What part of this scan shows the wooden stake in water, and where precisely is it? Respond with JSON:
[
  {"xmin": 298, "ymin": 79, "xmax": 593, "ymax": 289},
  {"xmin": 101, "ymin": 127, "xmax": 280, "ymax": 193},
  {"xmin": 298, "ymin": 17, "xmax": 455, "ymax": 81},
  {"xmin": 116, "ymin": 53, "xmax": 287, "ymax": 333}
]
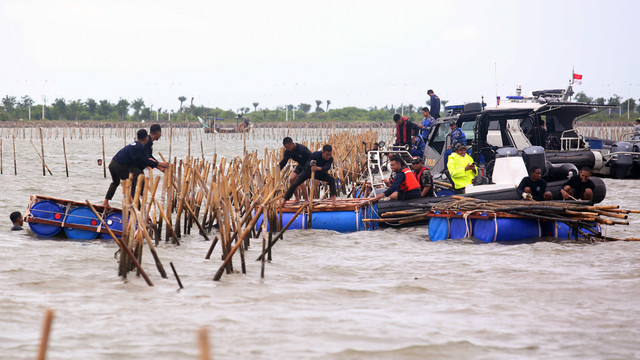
[
  {"xmin": 0, "ymin": 138, "xmax": 3, "ymax": 175},
  {"xmin": 102, "ymin": 135, "xmax": 107, "ymax": 178},
  {"xmin": 36, "ymin": 309, "xmax": 54, "ymax": 360},
  {"xmin": 12, "ymin": 135, "xmax": 16, "ymax": 175},
  {"xmin": 198, "ymin": 326, "xmax": 211, "ymax": 360},
  {"xmin": 40, "ymin": 128, "xmax": 46, "ymax": 176},
  {"xmin": 62, "ymin": 137, "xmax": 69, "ymax": 177}
]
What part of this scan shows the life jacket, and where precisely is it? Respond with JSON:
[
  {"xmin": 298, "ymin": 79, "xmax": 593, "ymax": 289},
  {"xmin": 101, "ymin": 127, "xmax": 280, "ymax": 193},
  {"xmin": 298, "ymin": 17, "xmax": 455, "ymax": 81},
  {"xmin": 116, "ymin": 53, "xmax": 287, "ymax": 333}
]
[
  {"xmin": 400, "ymin": 167, "xmax": 421, "ymax": 192},
  {"xmin": 415, "ymin": 166, "xmax": 427, "ymax": 187},
  {"xmin": 395, "ymin": 117, "xmax": 410, "ymax": 144}
]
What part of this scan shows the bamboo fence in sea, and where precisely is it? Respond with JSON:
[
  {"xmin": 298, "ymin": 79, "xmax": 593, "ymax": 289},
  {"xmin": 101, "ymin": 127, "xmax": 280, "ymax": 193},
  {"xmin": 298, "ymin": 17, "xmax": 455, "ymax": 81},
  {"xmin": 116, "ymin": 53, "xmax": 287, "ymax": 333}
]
[{"xmin": 82, "ymin": 129, "xmax": 380, "ymax": 286}]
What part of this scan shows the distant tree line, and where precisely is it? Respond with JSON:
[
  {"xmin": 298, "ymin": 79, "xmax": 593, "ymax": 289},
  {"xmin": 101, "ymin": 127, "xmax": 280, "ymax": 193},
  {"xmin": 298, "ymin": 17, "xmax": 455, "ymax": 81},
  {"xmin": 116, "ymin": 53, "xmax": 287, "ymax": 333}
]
[
  {"xmin": 0, "ymin": 94, "xmax": 441, "ymax": 123},
  {"xmin": 573, "ymin": 91, "xmax": 640, "ymax": 114},
  {"xmin": 5, "ymin": 91, "xmax": 634, "ymax": 123}
]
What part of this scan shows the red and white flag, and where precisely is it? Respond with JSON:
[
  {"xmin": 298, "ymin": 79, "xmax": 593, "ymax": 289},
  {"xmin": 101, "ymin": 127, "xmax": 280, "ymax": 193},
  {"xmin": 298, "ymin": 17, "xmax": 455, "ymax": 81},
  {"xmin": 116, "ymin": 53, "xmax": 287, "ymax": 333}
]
[{"xmin": 573, "ymin": 72, "xmax": 583, "ymax": 85}]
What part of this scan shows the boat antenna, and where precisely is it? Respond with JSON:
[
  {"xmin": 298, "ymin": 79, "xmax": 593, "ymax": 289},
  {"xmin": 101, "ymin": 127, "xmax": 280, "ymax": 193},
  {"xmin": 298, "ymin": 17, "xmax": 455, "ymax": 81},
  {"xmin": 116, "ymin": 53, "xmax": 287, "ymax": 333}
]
[{"xmin": 494, "ymin": 62, "xmax": 498, "ymax": 106}]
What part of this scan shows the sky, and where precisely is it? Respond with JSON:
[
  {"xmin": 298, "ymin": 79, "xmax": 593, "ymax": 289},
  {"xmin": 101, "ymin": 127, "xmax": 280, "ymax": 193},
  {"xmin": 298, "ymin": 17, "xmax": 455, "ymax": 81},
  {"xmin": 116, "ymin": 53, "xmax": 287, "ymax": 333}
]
[{"xmin": 1, "ymin": 0, "xmax": 639, "ymax": 113}]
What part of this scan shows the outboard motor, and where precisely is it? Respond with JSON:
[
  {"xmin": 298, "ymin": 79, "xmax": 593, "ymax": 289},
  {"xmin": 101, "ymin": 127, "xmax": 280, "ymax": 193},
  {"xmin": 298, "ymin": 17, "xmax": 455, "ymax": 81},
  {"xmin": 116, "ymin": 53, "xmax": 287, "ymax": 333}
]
[
  {"xmin": 632, "ymin": 143, "xmax": 640, "ymax": 178},
  {"xmin": 609, "ymin": 141, "xmax": 633, "ymax": 179},
  {"xmin": 495, "ymin": 147, "xmax": 519, "ymax": 158},
  {"xmin": 546, "ymin": 162, "xmax": 578, "ymax": 181},
  {"xmin": 522, "ymin": 146, "xmax": 547, "ymax": 175}
]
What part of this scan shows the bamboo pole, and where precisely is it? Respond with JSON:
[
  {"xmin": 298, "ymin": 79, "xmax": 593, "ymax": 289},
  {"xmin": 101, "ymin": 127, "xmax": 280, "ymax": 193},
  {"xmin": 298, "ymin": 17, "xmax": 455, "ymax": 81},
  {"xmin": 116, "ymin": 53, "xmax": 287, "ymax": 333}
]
[
  {"xmin": 62, "ymin": 136, "xmax": 69, "ymax": 177},
  {"xmin": 36, "ymin": 309, "xmax": 54, "ymax": 360},
  {"xmin": 29, "ymin": 140, "xmax": 53, "ymax": 175},
  {"xmin": 13, "ymin": 135, "xmax": 16, "ymax": 175},
  {"xmin": 102, "ymin": 136, "xmax": 107, "ymax": 178},
  {"xmin": 39, "ymin": 128, "xmax": 45, "ymax": 176},
  {"xmin": 198, "ymin": 327, "xmax": 211, "ymax": 360},
  {"xmin": 86, "ymin": 200, "xmax": 153, "ymax": 286}
]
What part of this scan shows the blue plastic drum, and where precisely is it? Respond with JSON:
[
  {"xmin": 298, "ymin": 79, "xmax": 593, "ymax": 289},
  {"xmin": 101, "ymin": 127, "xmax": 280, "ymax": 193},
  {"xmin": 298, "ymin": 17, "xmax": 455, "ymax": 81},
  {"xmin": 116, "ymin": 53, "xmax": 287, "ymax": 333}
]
[
  {"xmin": 473, "ymin": 218, "xmax": 541, "ymax": 243},
  {"xmin": 428, "ymin": 216, "xmax": 450, "ymax": 241},
  {"xmin": 255, "ymin": 212, "xmax": 307, "ymax": 232},
  {"xmin": 64, "ymin": 206, "xmax": 100, "ymax": 240},
  {"xmin": 450, "ymin": 216, "xmax": 471, "ymax": 240},
  {"xmin": 310, "ymin": 211, "xmax": 363, "ymax": 232},
  {"xmin": 100, "ymin": 213, "xmax": 123, "ymax": 240},
  {"xmin": 542, "ymin": 221, "xmax": 600, "ymax": 240},
  {"xmin": 28, "ymin": 200, "xmax": 64, "ymax": 237}
]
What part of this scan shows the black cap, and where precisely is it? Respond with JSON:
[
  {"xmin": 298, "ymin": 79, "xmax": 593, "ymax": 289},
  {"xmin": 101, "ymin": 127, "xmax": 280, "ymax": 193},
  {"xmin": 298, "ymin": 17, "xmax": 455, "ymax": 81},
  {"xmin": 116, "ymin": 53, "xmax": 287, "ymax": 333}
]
[{"xmin": 411, "ymin": 156, "xmax": 422, "ymax": 164}]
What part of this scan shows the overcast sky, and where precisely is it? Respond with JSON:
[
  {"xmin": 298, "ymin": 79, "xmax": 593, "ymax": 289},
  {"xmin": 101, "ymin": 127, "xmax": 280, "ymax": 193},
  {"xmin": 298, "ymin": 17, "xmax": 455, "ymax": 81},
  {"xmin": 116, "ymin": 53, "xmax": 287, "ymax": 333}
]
[{"xmin": 2, "ymin": 0, "xmax": 638, "ymax": 112}]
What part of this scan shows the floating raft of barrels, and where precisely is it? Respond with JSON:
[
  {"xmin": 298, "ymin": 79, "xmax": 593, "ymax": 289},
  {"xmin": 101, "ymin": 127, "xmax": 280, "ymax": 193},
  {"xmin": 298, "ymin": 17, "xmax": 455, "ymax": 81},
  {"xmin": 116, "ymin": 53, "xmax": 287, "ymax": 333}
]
[
  {"xmin": 259, "ymin": 198, "xmax": 379, "ymax": 233},
  {"xmin": 365, "ymin": 196, "xmax": 640, "ymax": 242},
  {"xmin": 25, "ymin": 195, "xmax": 123, "ymax": 240}
]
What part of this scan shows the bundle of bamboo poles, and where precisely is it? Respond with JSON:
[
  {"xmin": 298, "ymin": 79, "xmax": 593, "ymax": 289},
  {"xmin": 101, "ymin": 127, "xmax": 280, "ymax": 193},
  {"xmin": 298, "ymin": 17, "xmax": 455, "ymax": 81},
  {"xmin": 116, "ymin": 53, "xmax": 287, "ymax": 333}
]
[{"xmin": 369, "ymin": 196, "xmax": 640, "ymax": 242}]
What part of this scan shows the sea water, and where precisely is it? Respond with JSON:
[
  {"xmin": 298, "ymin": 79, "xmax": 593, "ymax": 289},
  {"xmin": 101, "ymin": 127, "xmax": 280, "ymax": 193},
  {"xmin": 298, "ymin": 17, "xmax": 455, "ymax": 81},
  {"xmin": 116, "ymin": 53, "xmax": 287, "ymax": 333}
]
[{"xmin": 1, "ymin": 129, "xmax": 639, "ymax": 360}]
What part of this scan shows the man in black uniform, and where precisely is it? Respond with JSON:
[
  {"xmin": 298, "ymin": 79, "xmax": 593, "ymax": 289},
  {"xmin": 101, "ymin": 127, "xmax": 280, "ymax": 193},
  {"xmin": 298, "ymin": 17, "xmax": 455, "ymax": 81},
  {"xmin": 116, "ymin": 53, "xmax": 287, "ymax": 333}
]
[
  {"xmin": 145, "ymin": 124, "xmax": 163, "ymax": 163},
  {"xmin": 103, "ymin": 129, "xmax": 169, "ymax": 208},
  {"xmin": 561, "ymin": 167, "xmax": 595, "ymax": 201},
  {"xmin": 279, "ymin": 137, "xmax": 312, "ymax": 200},
  {"xmin": 517, "ymin": 166, "xmax": 552, "ymax": 201},
  {"xmin": 282, "ymin": 144, "xmax": 337, "ymax": 206}
]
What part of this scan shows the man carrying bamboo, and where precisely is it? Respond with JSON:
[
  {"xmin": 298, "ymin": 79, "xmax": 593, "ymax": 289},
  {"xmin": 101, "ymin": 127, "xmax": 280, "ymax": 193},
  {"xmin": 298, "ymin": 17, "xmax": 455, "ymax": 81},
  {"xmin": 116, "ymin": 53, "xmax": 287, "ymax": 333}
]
[
  {"xmin": 279, "ymin": 137, "xmax": 312, "ymax": 200},
  {"xmin": 102, "ymin": 129, "xmax": 169, "ymax": 209},
  {"xmin": 281, "ymin": 144, "xmax": 337, "ymax": 206}
]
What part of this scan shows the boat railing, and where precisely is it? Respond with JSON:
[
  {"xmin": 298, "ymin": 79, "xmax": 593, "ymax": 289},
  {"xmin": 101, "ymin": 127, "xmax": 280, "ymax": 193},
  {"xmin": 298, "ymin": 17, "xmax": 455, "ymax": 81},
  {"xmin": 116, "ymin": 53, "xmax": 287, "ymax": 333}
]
[
  {"xmin": 560, "ymin": 129, "xmax": 585, "ymax": 151},
  {"xmin": 365, "ymin": 148, "xmax": 413, "ymax": 189}
]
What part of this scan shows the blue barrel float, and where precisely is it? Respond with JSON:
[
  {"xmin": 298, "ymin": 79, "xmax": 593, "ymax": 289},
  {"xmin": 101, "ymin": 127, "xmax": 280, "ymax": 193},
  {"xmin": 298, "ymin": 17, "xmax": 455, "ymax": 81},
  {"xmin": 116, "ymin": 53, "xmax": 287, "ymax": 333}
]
[
  {"xmin": 542, "ymin": 221, "xmax": 600, "ymax": 240},
  {"xmin": 473, "ymin": 217, "xmax": 541, "ymax": 243},
  {"xmin": 255, "ymin": 203, "xmax": 378, "ymax": 233},
  {"xmin": 428, "ymin": 214, "xmax": 449, "ymax": 241},
  {"xmin": 28, "ymin": 200, "xmax": 64, "ymax": 237},
  {"xmin": 64, "ymin": 206, "xmax": 100, "ymax": 240},
  {"xmin": 100, "ymin": 213, "xmax": 124, "ymax": 240}
]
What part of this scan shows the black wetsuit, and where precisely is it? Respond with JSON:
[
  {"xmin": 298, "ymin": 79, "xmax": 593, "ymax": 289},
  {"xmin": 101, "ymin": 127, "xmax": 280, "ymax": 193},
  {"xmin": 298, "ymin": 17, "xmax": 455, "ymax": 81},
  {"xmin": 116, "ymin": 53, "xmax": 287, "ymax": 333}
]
[
  {"xmin": 105, "ymin": 141, "xmax": 158, "ymax": 201},
  {"xmin": 283, "ymin": 151, "xmax": 336, "ymax": 201},
  {"xmin": 279, "ymin": 144, "xmax": 312, "ymax": 174}
]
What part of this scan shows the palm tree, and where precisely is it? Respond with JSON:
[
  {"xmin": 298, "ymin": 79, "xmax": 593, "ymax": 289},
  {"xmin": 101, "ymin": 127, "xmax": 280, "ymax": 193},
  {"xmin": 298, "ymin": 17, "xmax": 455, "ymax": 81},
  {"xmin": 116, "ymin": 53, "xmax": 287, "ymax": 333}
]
[
  {"xmin": 115, "ymin": 98, "xmax": 130, "ymax": 121},
  {"xmin": 315, "ymin": 100, "xmax": 323, "ymax": 112},
  {"xmin": 178, "ymin": 96, "xmax": 187, "ymax": 113},
  {"xmin": 131, "ymin": 98, "xmax": 145, "ymax": 121},
  {"xmin": 252, "ymin": 102, "xmax": 259, "ymax": 112}
]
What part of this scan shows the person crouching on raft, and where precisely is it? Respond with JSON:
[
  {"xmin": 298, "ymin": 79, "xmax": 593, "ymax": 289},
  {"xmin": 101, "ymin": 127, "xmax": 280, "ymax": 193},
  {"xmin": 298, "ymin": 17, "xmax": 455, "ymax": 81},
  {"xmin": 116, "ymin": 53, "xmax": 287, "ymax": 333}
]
[
  {"xmin": 281, "ymin": 144, "xmax": 338, "ymax": 206},
  {"xmin": 279, "ymin": 137, "xmax": 312, "ymax": 201},
  {"xmin": 447, "ymin": 143, "xmax": 477, "ymax": 194},
  {"xmin": 103, "ymin": 129, "xmax": 169, "ymax": 209},
  {"xmin": 373, "ymin": 155, "xmax": 421, "ymax": 201}
]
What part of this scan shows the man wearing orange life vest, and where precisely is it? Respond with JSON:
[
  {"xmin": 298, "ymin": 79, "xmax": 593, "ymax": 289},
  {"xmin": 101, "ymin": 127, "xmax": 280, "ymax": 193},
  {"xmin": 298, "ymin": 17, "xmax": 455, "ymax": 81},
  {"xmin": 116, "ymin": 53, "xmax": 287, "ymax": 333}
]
[{"xmin": 373, "ymin": 155, "xmax": 421, "ymax": 201}]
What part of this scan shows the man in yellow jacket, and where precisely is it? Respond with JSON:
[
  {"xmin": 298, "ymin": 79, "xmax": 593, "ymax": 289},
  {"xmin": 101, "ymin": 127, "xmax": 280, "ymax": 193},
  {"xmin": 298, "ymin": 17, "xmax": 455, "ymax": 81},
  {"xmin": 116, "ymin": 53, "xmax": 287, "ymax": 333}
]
[{"xmin": 447, "ymin": 143, "xmax": 477, "ymax": 193}]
